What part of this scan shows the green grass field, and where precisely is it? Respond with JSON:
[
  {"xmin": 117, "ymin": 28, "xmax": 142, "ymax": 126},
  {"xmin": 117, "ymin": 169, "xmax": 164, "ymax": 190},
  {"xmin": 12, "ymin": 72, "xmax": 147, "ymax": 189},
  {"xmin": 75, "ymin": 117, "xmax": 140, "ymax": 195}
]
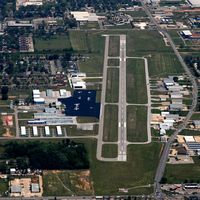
[
  {"xmin": 80, "ymin": 22, "xmax": 100, "ymax": 30},
  {"xmin": 0, "ymin": 179, "xmax": 8, "ymax": 196},
  {"xmin": 34, "ymin": 35, "xmax": 71, "ymax": 51},
  {"xmin": 78, "ymin": 54, "xmax": 103, "ymax": 75},
  {"xmin": 18, "ymin": 112, "xmax": 34, "ymax": 119},
  {"xmin": 108, "ymin": 36, "xmax": 120, "ymax": 57},
  {"xmin": 148, "ymin": 53, "xmax": 184, "ymax": 77},
  {"xmin": 191, "ymin": 113, "xmax": 200, "ymax": 120},
  {"xmin": 69, "ymin": 30, "xmax": 105, "ymax": 53},
  {"xmin": 164, "ymin": 157, "xmax": 200, "ymax": 183},
  {"xmin": 126, "ymin": 59, "xmax": 147, "ymax": 104},
  {"xmin": 105, "ymin": 68, "xmax": 119, "ymax": 103},
  {"xmin": 74, "ymin": 139, "xmax": 162, "ymax": 195},
  {"xmin": 127, "ymin": 106, "xmax": 148, "ymax": 142},
  {"xmin": 124, "ymin": 11, "xmax": 147, "ymax": 18},
  {"xmin": 103, "ymin": 105, "xmax": 118, "ymax": 142},
  {"xmin": 108, "ymin": 59, "xmax": 119, "ymax": 66},
  {"xmin": 65, "ymin": 125, "xmax": 98, "ymax": 136},
  {"xmin": 126, "ymin": 30, "xmax": 170, "ymax": 56},
  {"xmin": 102, "ymin": 144, "xmax": 118, "ymax": 158},
  {"xmin": 168, "ymin": 30, "xmax": 185, "ymax": 46},
  {"xmin": 179, "ymin": 129, "xmax": 200, "ymax": 136}
]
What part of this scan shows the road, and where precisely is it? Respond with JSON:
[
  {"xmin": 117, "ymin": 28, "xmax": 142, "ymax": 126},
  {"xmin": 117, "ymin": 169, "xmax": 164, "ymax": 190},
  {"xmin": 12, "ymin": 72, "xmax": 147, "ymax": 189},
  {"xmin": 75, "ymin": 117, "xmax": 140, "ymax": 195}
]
[
  {"xmin": 118, "ymin": 35, "xmax": 127, "ymax": 161},
  {"xmin": 139, "ymin": 1, "xmax": 198, "ymax": 199}
]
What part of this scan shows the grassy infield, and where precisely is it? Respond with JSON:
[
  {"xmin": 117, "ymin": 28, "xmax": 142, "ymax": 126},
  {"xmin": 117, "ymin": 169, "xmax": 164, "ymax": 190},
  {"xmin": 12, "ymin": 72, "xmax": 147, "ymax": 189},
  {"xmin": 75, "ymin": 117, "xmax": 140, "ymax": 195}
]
[{"xmin": 34, "ymin": 30, "xmax": 189, "ymax": 195}]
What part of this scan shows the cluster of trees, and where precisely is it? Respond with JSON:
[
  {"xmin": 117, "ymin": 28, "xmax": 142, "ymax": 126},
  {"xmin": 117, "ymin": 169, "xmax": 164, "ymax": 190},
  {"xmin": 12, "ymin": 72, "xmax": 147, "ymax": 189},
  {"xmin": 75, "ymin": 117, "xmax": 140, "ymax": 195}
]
[
  {"xmin": 185, "ymin": 56, "xmax": 200, "ymax": 70},
  {"xmin": 14, "ymin": 0, "xmax": 138, "ymax": 19},
  {"xmin": 4, "ymin": 140, "xmax": 89, "ymax": 170}
]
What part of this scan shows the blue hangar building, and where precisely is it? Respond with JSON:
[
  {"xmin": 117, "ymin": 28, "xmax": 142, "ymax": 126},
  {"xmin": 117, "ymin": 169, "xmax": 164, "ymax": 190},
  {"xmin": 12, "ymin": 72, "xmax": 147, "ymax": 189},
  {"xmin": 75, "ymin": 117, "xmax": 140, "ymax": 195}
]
[{"xmin": 58, "ymin": 90, "xmax": 100, "ymax": 119}]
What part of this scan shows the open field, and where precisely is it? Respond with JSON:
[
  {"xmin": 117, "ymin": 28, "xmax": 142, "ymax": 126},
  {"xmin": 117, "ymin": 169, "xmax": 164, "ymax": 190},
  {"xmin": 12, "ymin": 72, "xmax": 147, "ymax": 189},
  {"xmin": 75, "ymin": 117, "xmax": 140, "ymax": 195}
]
[
  {"xmin": 80, "ymin": 22, "xmax": 100, "ymax": 30},
  {"xmin": 69, "ymin": 31, "xmax": 105, "ymax": 53},
  {"xmin": 108, "ymin": 36, "xmax": 120, "ymax": 57},
  {"xmin": 78, "ymin": 54, "xmax": 103, "ymax": 75},
  {"xmin": 168, "ymin": 30, "xmax": 185, "ymax": 47},
  {"xmin": 0, "ymin": 179, "xmax": 8, "ymax": 195},
  {"xmin": 102, "ymin": 144, "xmax": 118, "ymax": 158},
  {"xmin": 108, "ymin": 59, "xmax": 119, "ymax": 66},
  {"xmin": 18, "ymin": 112, "xmax": 34, "ymax": 119},
  {"xmin": 126, "ymin": 30, "xmax": 170, "ymax": 55},
  {"xmin": 105, "ymin": 68, "xmax": 119, "ymax": 103},
  {"xmin": 127, "ymin": 106, "xmax": 148, "ymax": 142},
  {"xmin": 34, "ymin": 35, "xmax": 72, "ymax": 51},
  {"xmin": 65, "ymin": 125, "xmax": 98, "ymax": 137},
  {"xmin": 179, "ymin": 129, "xmax": 200, "ymax": 136},
  {"xmin": 124, "ymin": 11, "xmax": 147, "ymax": 17},
  {"xmin": 103, "ymin": 105, "xmax": 118, "ymax": 142},
  {"xmin": 43, "ymin": 170, "xmax": 94, "ymax": 196},
  {"xmin": 148, "ymin": 53, "xmax": 184, "ymax": 77},
  {"xmin": 164, "ymin": 157, "xmax": 200, "ymax": 183},
  {"xmin": 126, "ymin": 59, "xmax": 147, "ymax": 104},
  {"xmin": 73, "ymin": 139, "xmax": 162, "ymax": 195},
  {"xmin": 191, "ymin": 113, "xmax": 200, "ymax": 120}
]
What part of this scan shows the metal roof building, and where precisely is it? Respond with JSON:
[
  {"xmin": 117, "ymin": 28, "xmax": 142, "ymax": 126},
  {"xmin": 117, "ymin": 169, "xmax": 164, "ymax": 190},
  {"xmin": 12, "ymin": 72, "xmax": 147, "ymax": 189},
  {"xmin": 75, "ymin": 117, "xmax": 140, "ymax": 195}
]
[
  {"xmin": 31, "ymin": 183, "xmax": 40, "ymax": 193},
  {"xmin": 187, "ymin": 0, "xmax": 200, "ymax": 7},
  {"xmin": 33, "ymin": 126, "xmax": 38, "ymax": 136},
  {"xmin": 56, "ymin": 126, "xmax": 62, "ymax": 136},
  {"xmin": 45, "ymin": 126, "xmax": 50, "ymax": 136},
  {"xmin": 20, "ymin": 126, "xmax": 26, "ymax": 136},
  {"xmin": 11, "ymin": 185, "xmax": 21, "ymax": 193}
]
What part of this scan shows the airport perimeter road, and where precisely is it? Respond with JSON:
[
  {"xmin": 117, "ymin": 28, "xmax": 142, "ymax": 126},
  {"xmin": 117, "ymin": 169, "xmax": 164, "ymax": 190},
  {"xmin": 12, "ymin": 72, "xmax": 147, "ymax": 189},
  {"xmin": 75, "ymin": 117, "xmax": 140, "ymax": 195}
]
[
  {"xmin": 118, "ymin": 35, "xmax": 127, "ymax": 161},
  {"xmin": 140, "ymin": 1, "xmax": 198, "ymax": 199}
]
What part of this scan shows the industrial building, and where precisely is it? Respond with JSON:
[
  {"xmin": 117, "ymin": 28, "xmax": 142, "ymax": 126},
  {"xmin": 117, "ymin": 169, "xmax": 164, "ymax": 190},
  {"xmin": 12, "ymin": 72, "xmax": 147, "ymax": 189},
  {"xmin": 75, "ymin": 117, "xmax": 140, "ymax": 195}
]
[
  {"xmin": 187, "ymin": 0, "xmax": 200, "ymax": 7},
  {"xmin": 20, "ymin": 126, "xmax": 26, "ymax": 136},
  {"xmin": 70, "ymin": 11, "xmax": 104, "ymax": 22},
  {"xmin": 44, "ymin": 126, "xmax": 50, "ymax": 136},
  {"xmin": 33, "ymin": 126, "xmax": 38, "ymax": 137},
  {"xmin": 16, "ymin": 0, "xmax": 43, "ymax": 10},
  {"xmin": 56, "ymin": 126, "xmax": 62, "ymax": 136}
]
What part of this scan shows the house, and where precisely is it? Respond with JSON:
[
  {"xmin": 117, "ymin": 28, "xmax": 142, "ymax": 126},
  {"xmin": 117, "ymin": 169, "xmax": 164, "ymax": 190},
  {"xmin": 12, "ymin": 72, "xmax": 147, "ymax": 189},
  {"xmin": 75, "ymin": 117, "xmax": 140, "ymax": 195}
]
[
  {"xmin": 163, "ymin": 78, "xmax": 175, "ymax": 87},
  {"xmin": 170, "ymin": 92, "xmax": 183, "ymax": 99},
  {"xmin": 169, "ymin": 104, "xmax": 183, "ymax": 111},
  {"xmin": 171, "ymin": 98, "xmax": 183, "ymax": 105},
  {"xmin": 193, "ymin": 120, "xmax": 200, "ymax": 129},
  {"xmin": 31, "ymin": 183, "xmax": 40, "ymax": 193},
  {"xmin": 11, "ymin": 185, "xmax": 21, "ymax": 194}
]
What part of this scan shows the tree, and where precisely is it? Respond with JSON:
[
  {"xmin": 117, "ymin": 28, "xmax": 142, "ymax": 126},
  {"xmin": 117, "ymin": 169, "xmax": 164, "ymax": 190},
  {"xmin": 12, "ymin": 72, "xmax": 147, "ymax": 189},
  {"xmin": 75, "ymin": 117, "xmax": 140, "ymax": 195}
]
[{"xmin": 1, "ymin": 86, "xmax": 9, "ymax": 100}]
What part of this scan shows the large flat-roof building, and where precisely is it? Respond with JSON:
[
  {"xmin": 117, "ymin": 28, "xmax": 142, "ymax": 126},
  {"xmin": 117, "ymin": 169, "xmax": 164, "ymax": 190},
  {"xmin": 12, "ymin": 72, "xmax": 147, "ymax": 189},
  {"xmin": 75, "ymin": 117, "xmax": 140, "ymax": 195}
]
[
  {"xmin": 70, "ymin": 11, "xmax": 104, "ymax": 22},
  {"xmin": 187, "ymin": 0, "xmax": 200, "ymax": 7},
  {"xmin": 16, "ymin": 0, "xmax": 43, "ymax": 10}
]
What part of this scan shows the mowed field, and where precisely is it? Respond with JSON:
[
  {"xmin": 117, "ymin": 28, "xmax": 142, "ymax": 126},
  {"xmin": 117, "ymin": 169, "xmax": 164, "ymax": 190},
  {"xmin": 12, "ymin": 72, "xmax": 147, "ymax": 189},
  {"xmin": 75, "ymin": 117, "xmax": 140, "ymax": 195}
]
[
  {"xmin": 34, "ymin": 35, "xmax": 72, "ymax": 51},
  {"xmin": 163, "ymin": 157, "xmax": 200, "ymax": 183},
  {"xmin": 126, "ymin": 30, "xmax": 170, "ymax": 56},
  {"xmin": 105, "ymin": 68, "xmax": 119, "ymax": 103},
  {"xmin": 102, "ymin": 144, "xmax": 118, "ymax": 158},
  {"xmin": 108, "ymin": 36, "xmax": 120, "ymax": 57},
  {"xmin": 103, "ymin": 105, "xmax": 118, "ymax": 142},
  {"xmin": 148, "ymin": 53, "xmax": 184, "ymax": 77},
  {"xmin": 126, "ymin": 59, "xmax": 147, "ymax": 104},
  {"xmin": 73, "ymin": 139, "xmax": 162, "ymax": 195},
  {"xmin": 127, "ymin": 106, "xmax": 148, "ymax": 142}
]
